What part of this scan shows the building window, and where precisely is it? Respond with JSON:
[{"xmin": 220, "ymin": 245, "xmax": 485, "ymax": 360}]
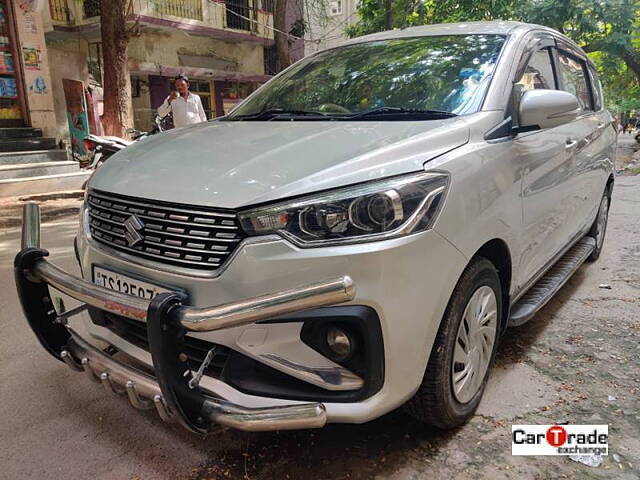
[
  {"xmin": 226, "ymin": 0, "xmax": 253, "ymax": 31},
  {"xmin": 329, "ymin": 0, "xmax": 342, "ymax": 16}
]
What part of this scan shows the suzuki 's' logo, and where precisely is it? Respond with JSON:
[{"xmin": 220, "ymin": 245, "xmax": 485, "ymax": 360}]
[{"xmin": 124, "ymin": 215, "xmax": 145, "ymax": 247}]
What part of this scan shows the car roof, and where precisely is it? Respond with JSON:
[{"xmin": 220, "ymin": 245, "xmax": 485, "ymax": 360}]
[{"xmin": 339, "ymin": 20, "xmax": 553, "ymax": 45}]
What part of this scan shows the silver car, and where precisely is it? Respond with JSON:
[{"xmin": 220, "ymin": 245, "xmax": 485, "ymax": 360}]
[{"xmin": 15, "ymin": 21, "xmax": 615, "ymax": 433}]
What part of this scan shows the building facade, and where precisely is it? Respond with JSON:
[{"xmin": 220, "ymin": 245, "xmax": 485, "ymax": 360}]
[
  {"xmin": 0, "ymin": 0, "xmax": 56, "ymax": 135},
  {"xmin": 8, "ymin": 0, "xmax": 303, "ymax": 142},
  {"xmin": 304, "ymin": 0, "xmax": 357, "ymax": 54}
]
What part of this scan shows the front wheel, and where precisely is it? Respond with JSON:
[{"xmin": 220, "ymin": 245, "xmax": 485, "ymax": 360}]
[{"xmin": 405, "ymin": 257, "xmax": 501, "ymax": 429}]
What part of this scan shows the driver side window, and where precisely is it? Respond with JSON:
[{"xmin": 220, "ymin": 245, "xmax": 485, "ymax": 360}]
[
  {"xmin": 512, "ymin": 47, "xmax": 557, "ymax": 120},
  {"xmin": 516, "ymin": 48, "xmax": 557, "ymax": 92}
]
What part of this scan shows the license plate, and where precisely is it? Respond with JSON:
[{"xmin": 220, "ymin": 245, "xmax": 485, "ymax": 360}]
[{"xmin": 93, "ymin": 266, "xmax": 171, "ymax": 300}]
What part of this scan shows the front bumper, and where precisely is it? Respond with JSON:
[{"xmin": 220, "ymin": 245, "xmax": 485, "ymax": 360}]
[{"xmin": 15, "ymin": 203, "xmax": 355, "ymax": 433}]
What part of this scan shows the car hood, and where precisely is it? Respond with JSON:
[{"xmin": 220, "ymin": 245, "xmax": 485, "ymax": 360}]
[{"xmin": 89, "ymin": 118, "xmax": 469, "ymax": 209}]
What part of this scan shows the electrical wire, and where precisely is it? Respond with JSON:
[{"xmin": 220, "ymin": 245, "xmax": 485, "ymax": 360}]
[{"xmin": 210, "ymin": 1, "xmax": 315, "ymax": 43}]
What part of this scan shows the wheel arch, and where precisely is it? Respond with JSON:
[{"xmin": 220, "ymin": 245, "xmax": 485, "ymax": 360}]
[{"xmin": 472, "ymin": 239, "xmax": 512, "ymax": 333}]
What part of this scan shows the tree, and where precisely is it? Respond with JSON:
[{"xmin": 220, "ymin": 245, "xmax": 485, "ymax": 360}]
[
  {"xmin": 519, "ymin": 0, "xmax": 640, "ymax": 85},
  {"xmin": 100, "ymin": 0, "xmax": 132, "ymax": 137},
  {"xmin": 274, "ymin": 0, "xmax": 291, "ymax": 72},
  {"xmin": 590, "ymin": 51, "xmax": 640, "ymax": 112},
  {"xmin": 346, "ymin": 0, "xmax": 519, "ymax": 38},
  {"xmin": 345, "ymin": 0, "xmax": 640, "ymax": 111}
]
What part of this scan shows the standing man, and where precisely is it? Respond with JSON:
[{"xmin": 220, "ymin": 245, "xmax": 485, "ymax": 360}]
[{"xmin": 158, "ymin": 74, "xmax": 207, "ymax": 128}]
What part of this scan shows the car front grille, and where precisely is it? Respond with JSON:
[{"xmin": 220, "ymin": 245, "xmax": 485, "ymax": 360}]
[
  {"xmin": 86, "ymin": 189, "xmax": 246, "ymax": 271},
  {"xmin": 102, "ymin": 313, "xmax": 230, "ymax": 378}
]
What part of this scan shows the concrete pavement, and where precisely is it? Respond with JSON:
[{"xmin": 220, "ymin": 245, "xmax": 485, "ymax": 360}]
[{"xmin": 0, "ymin": 175, "xmax": 638, "ymax": 479}]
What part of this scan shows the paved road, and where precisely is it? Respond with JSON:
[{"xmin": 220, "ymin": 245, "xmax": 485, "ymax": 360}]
[{"xmin": 1, "ymin": 175, "xmax": 639, "ymax": 479}]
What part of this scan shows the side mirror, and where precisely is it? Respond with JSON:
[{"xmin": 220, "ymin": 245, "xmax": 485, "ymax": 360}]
[{"xmin": 518, "ymin": 89, "xmax": 580, "ymax": 130}]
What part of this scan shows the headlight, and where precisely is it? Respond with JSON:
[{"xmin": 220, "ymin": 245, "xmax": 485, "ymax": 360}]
[{"xmin": 239, "ymin": 171, "xmax": 448, "ymax": 246}]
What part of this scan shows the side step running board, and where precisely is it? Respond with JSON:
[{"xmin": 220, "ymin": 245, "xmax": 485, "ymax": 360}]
[{"xmin": 509, "ymin": 237, "xmax": 595, "ymax": 327}]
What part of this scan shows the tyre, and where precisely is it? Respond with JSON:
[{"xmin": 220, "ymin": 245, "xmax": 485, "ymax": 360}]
[
  {"xmin": 586, "ymin": 186, "xmax": 611, "ymax": 262},
  {"xmin": 405, "ymin": 257, "xmax": 502, "ymax": 429}
]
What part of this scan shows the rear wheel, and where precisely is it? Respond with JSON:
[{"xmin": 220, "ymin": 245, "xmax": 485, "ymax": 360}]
[
  {"xmin": 405, "ymin": 257, "xmax": 501, "ymax": 429},
  {"xmin": 586, "ymin": 187, "xmax": 611, "ymax": 262}
]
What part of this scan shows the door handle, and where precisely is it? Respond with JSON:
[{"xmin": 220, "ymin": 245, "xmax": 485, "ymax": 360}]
[
  {"xmin": 597, "ymin": 122, "xmax": 607, "ymax": 130},
  {"xmin": 565, "ymin": 139, "xmax": 578, "ymax": 150}
]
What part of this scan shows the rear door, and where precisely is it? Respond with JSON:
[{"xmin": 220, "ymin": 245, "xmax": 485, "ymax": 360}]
[{"xmin": 555, "ymin": 47, "xmax": 614, "ymax": 230}]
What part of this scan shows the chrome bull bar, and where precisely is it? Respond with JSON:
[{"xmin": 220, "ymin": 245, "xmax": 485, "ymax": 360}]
[{"xmin": 14, "ymin": 203, "xmax": 356, "ymax": 433}]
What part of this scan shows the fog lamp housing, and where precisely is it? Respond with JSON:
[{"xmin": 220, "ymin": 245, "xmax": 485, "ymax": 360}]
[{"xmin": 326, "ymin": 326, "xmax": 356, "ymax": 362}]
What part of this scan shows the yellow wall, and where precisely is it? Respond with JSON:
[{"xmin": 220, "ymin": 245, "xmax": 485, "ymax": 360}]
[
  {"xmin": 131, "ymin": 75, "xmax": 152, "ymax": 131},
  {"xmin": 128, "ymin": 29, "xmax": 265, "ymax": 76},
  {"xmin": 46, "ymin": 38, "xmax": 90, "ymax": 141},
  {"xmin": 13, "ymin": 0, "xmax": 56, "ymax": 136}
]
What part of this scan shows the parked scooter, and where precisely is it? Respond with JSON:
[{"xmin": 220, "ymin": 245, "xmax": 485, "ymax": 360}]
[{"xmin": 79, "ymin": 115, "xmax": 168, "ymax": 170}]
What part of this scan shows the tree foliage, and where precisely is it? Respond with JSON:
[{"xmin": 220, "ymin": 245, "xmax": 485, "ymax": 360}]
[
  {"xmin": 345, "ymin": 0, "xmax": 519, "ymax": 38},
  {"xmin": 345, "ymin": 0, "xmax": 640, "ymax": 111}
]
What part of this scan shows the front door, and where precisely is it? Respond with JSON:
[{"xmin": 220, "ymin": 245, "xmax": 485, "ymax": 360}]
[{"xmin": 515, "ymin": 45, "xmax": 583, "ymax": 288}]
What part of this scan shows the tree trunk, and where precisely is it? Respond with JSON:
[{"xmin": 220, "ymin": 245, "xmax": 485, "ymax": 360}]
[
  {"xmin": 101, "ymin": 0, "xmax": 131, "ymax": 137},
  {"xmin": 274, "ymin": 0, "xmax": 290, "ymax": 72},
  {"xmin": 621, "ymin": 49, "xmax": 640, "ymax": 85},
  {"xmin": 384, "ymin": 0, "xmax": 392, "ymax": 30}
]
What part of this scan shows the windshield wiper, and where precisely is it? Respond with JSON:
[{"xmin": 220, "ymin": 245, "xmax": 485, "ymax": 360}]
[
  {"xmin": 229, "ymin": 108, "xmax": 331, "ymax": 121},
  {"xmin": 346, "ymin": 107, "xmax": 457, "ymax": 120}
]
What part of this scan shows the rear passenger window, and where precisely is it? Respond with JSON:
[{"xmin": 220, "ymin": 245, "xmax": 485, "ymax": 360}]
[
  {"xmin": 516, "ymin": 48, "xmax": 557, "ymax": 92},
  {"xmin": 558, "ymin": 51, "xmax": 592, "ymax": 111}
]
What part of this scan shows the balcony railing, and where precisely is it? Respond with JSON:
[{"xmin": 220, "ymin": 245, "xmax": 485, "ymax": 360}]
[
  {"xmin": 153, "ymin": 0, "xmax": 203, "ymax": 21},
  {"xmin": 49, "ymin": 0, "xmax": 71, "ymax": 23},
  {"xmin": 48, "ymin": 0, "xmax": 270, "ymax": 39}
]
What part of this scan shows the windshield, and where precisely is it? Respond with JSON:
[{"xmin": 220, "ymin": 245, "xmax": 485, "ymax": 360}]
[{"xmin": 228, "ymin": 34, "xmax": 505, "ymax": 120}]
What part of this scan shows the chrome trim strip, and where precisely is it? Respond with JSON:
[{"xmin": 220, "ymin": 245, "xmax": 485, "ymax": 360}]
[
  {"xmin": 89, "ymin": 190, "xmax": 237, "ymax": 219},
  {"xmin": 88, "ymin": 198, "xmax": 239, "ymax": 230},
  {"xmin": 90, "ymin": 233, "xmax": 223, "ymax": 268},
  {"xmin": 89, "ymin": 210, "xmax": 241, "ymax": 244},
  {"xmin": 89, "ymin": 220, "xmax": 232, "ymax": 258},
  {"xmin": 85, "ymin": 234, "xmax": 280, "ymax": 280},
  {"xmin": 64, "ymin": 330, "xmax": 327, "ymax": 431},
  {"xmin": 259, "ymin": 353, "xmax": 364, "ymax": 391}
]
